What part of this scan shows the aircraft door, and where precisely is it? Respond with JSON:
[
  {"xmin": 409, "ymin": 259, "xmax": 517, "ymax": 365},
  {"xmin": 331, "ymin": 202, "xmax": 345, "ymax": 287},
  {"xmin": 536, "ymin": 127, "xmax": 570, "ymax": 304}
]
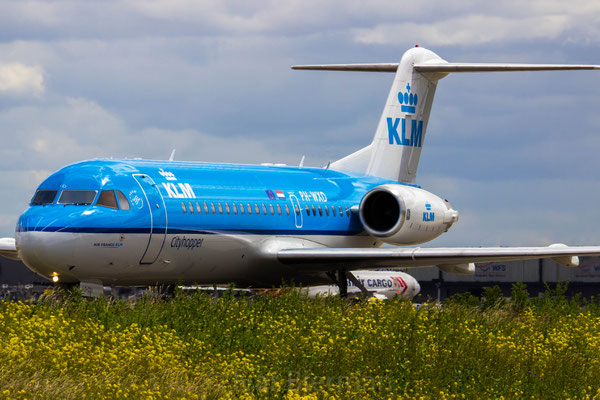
[
  {"xmin": 289, "ymin": 194, "xmax": 303, "ymax": 228},
  {"xmin": 133, "ymin": 174, "xmax": 167, "ymax": 264}
]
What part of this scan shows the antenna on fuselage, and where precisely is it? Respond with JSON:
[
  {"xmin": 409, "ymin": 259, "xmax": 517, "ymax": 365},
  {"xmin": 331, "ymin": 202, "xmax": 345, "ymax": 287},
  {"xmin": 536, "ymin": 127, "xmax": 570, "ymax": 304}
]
[
  {"xmin": 169, "ymin": 149, "xmax": 176, "ymax": 161},
  {"xmin": 299, "ymin": 155, "xmax": 305, "ymax": 168}
]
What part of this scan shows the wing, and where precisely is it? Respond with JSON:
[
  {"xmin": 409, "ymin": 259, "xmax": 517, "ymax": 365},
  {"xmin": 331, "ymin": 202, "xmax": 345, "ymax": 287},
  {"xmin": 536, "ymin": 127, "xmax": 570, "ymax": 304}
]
[
  {"xmin": 278, "ymin": 245, "xmax": 600, "ymax": 272},
  {"xmin": 0, "ymin": 237, "xmax": 19, "ymax": 260}
]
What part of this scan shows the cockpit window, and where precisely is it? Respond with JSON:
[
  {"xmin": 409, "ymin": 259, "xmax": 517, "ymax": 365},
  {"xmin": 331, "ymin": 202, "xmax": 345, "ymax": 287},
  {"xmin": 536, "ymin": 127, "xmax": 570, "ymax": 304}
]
[
  {"xmin": 97, "ymin": 190, "xmax": 118, "ymax": 209},
  {"xmin": 58, "ymin": 190, "xmax": 97, "ymax": 205},
  {"xmin": 116, "ymin": 191, "xmax": 130, "ymax": 210},
  {"xmin": 31, "ymin": 190, "xmax": 58, "ymax": 206}
]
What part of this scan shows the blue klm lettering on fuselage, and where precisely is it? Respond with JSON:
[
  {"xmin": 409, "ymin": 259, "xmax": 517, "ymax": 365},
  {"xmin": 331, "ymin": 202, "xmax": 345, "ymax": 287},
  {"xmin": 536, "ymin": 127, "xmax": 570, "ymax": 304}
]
[{"xmin": 387, "ymin": 118, "xmax": 423, "ymax": 147}]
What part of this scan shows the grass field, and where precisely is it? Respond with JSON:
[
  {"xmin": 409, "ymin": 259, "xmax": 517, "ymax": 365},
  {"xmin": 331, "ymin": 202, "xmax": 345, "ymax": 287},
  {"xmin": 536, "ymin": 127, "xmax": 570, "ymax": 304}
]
[{"xmin": 1, "ymin": 283, "xmax": 600, "ymax": 399}]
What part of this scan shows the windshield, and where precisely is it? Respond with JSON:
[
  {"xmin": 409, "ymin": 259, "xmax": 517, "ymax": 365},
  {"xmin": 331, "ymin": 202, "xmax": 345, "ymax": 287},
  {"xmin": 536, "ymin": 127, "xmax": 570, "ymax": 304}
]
[
  {"xmin": 96, "ymin": 190, "xmax": 131, "ymax": 210},
  {"xmin": 31, "ymin": 190, "xmax": 58, "ymax": 206},
  {"xmin": 58, "ymin": 190, "xmax": 97, "ymax": 205},
  {"xmin": 97, "ymin": 190, "xmax": 118, "ymax": 209}
]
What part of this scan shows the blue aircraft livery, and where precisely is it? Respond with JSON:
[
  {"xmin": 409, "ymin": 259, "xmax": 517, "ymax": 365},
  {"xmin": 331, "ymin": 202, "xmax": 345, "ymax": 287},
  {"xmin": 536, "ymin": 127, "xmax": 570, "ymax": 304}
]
[
  {"xmin": 5, "ymin": 45, "xmax": 600, "ymax": 294},
  {"xmin": 19, "ymin": 160, "xmax": 381, "ymax": 238}
]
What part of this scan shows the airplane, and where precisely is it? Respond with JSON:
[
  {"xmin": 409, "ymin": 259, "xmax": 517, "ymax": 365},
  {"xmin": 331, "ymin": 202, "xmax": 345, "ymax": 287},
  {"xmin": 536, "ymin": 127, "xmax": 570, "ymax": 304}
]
[
  {"xmin": 303, "ymin": 270, "xmax": 421, "ymax": 300},
  {"xmin": 2, "ymin": 45, "xmax": 600, "ymax": 297},
  {"xmin": 198, "ymin": 270, "xmax": 420, "ymax": 300}
]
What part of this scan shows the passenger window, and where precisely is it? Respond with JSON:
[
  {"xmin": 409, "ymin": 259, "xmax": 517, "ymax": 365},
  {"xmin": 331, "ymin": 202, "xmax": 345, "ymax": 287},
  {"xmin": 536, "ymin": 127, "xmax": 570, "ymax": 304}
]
[
  {"xmin": 339, "ymin": 206, "xmax": 343, "ymax": 217},
  {"xmin": 295, "ymin": 205, "xmax": 300, "ymax": 216},
  {"xmin": 233, "ymin": 203, "xmax": 238, "ymax": 215},
  {"xmin": 58, "ymin": 190, "xmax": 97, "ymax": 205},
  {"xmin": 31, "ymin": 190, "xmax": 58, "ymax": 206},
  {"xmin": 269, "ymin": 204, "xmax": 275, "ymax": 215},
  {"xmin": 346, "ymin": 206, "xmax": 350, "ymax": 217},
  {"xmin": 262, "ymin": 203, "xmax": 267, "ymax": 215},
  {"xmin": 97, "ymin": 190, "xmax": 118, "ymax": 209},
  {"xmin": 255, "ymin": 204, "xmax": 260, "ymax": 215},
  {"xmin": 211, "ymin": 202, "xmax": 216, "ymax": 214},
  {"xmin": 181, "ymin": 202, "xmax": 186, "ymax": 213},
  {"xmin": 196, "ymin": 201, "xmax": 201, "ymax": 214},
  {"xmin": 218, "ymin": 203, "xmax": 223, "ymax": 214},
  {"xmin": 277, "ymin": 204, "xmax": 282, "ymax": 216},
  {"xmin": 312, "ymin": 205, "xmax": 316, "ymax": 216},
  {"xmin": 285, "ymin": 204, "xmax": 290, "ymax": 216},
  {"xmin": 116, "ymin": 191, "xmax": 130, "ymax": 210},
  {"xmin": 239, "ymin": 203, "xmax": 245, "ymax": 215},
  {"xmin": 187, "ymin": 201, "xmax": 192, "ymax": 214},
  {"xmin": 204, "ymin": 201, "xmax": 209, "ymax": 214},
  {"xmin": 225, "ymin": 203, "xmax": 230, "ymax": 214},
  {"xmin": 305, "ymin": 205, "xmax": 310, "ymax": 216},
  {"xmin": 332, "ymin": 206, "xmax": 336, "ymax": 216},
  {"xmin": 325, "ymin": 206, "xmax": 329, "ymax": 216},
  {"xmin": 247, "ymin": 203, "xmax": 252, "ymax": 215},
  {"xmin": 318, "ymin": 205, "xmax": 323, "ymax": 217}
]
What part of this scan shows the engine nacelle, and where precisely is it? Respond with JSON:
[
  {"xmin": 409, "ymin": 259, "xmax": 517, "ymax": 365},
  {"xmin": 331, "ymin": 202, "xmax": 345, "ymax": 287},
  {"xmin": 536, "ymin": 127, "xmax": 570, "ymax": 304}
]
[{"xmin": 359, "ymin": 184, "xmax": 459, "ymax": 245}]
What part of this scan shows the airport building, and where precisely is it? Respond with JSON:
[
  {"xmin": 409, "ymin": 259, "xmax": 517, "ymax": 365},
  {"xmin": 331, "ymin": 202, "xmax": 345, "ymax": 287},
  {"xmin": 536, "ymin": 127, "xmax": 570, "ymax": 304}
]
[
  {"xmin": 2, "ymin": 257, "xmax": 600, "ymax": 301},
  {"xmin": 409, "ymin": 257, "xmax": 600, "ymax": 301},
  {"xmin": 0, "ymin": 258, "xmax": 50, "ymax": 299}
]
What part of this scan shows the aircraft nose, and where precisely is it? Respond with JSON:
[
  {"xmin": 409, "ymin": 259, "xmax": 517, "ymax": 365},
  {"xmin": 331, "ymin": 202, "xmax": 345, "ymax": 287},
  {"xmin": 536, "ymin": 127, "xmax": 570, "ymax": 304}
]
[{"xmin": 16, "ymin": 209, "xmax": 73, "ymax": 280}]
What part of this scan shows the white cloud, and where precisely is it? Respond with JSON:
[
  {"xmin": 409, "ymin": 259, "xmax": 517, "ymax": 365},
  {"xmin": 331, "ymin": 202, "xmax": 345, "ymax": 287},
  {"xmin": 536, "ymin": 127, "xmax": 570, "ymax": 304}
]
[
  {"xmin": 353, "ymin": 14, "xmax": 577, "ymax": 46},
  {"xmin": 0, "ymin": 63, "xmax": 44, "ymax": 96},
  {"xmin": 2, "ymin": 0, "xmax": 600, "ymax": 43}
]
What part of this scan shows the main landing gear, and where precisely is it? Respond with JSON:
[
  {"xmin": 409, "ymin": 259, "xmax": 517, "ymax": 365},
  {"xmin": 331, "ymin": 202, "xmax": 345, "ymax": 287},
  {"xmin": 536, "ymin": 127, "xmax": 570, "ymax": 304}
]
[{"xmin": 326, "ymin": 269, "xmax": 370, "ymax": 299}]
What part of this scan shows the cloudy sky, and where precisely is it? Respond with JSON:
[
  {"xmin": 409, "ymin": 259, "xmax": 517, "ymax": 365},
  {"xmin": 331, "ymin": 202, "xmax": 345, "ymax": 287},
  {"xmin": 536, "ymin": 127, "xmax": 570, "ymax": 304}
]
[{"xmin": 1, "ymin": 1, "xmax": 599, "ymax": 246}]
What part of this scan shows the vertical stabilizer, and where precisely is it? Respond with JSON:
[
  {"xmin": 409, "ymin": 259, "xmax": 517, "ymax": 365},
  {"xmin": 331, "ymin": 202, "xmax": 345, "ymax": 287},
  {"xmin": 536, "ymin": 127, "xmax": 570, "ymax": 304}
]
[
  {"xmin": 327, "ymin": 47, "xmax": 447, "ymax": 183},
  {"xmin": 326, "ymin": 47, "xmax": 447, "ymax": 183},
  {"xmin": 363, "ymin": 48, "xmax": 446, "ymax": 183}
]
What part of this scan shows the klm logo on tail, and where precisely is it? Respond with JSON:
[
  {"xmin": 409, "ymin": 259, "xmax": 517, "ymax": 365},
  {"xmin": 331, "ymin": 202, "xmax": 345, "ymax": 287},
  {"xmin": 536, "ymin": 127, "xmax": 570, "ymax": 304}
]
[
  {"xmin": 387, "ymin": 83, "xmax": 423, "ymax": 148},
  {"xmin": 398, "ymin": 83, "xmax": 418, "ymax": 113}
]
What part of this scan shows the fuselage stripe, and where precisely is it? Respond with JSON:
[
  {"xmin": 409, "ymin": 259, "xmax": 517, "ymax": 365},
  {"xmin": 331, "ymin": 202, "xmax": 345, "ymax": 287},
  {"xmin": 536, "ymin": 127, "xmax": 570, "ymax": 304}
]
[{"xmin": 17, "ymin": 226, "xmax": 365, "ymax": 236}]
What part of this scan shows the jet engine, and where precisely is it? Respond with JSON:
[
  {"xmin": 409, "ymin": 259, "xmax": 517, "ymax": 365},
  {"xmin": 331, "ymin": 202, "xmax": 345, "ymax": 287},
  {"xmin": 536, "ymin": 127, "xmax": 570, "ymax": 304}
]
[{"xmin": 359, "ymin": 184, "xmax": 459, "ymax": 245}]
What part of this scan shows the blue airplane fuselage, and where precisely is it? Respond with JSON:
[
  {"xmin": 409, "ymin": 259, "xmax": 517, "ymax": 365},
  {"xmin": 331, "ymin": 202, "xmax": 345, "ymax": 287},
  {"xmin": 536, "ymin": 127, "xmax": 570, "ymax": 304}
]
[{"xmin": 16, "ymin": 159, "xmax": 405, "ymax": 286}]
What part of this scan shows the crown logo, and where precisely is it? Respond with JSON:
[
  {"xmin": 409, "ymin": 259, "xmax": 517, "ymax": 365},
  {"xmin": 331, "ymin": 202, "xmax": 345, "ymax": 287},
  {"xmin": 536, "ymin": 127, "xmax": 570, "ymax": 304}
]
[
  {"xmin": 158, "ymin": 168, "xmax": 177, "ymax": 181},
  {"xmin": 398, "ymin": 83, "xmax": 417, "ymax": 114},
  {"xmin": 425, "ymin": 202, "xmax": 431, "ymax": 211}
]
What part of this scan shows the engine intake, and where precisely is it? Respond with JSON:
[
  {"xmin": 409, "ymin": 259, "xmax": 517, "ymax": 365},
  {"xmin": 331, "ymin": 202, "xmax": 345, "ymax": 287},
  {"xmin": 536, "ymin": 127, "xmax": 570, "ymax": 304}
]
[
  {"xmin": 360, "ymin": 188, "xmax": 404, "ymax": 236},
  {"xmin": 359, "ymin": 184, "xmax": 458, "ymax": 245}
]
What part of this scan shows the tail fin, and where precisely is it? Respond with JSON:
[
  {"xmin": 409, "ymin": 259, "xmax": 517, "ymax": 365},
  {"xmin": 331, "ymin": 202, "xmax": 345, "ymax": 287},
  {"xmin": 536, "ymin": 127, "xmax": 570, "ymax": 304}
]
[{"xmin": 293, "ymin": 47, "xmax": 599, "ymax": 184}]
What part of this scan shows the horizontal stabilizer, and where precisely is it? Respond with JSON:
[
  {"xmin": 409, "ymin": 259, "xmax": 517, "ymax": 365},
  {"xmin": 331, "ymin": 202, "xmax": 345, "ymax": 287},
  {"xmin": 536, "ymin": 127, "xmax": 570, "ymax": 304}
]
[
  {"xmin": 292, "ymin": 63, "xmax": 600, "ymax": 73},
  {"xmin": 292, "ymin": 63, "xmax": 399, "ymax": 72},
  {"xmin": 278, "ymin": 245, "xmax": 600, "ymax": 271},
  {"xmin": 415, "ymin": 63, "xmax": 600, "ymax": 73}
]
